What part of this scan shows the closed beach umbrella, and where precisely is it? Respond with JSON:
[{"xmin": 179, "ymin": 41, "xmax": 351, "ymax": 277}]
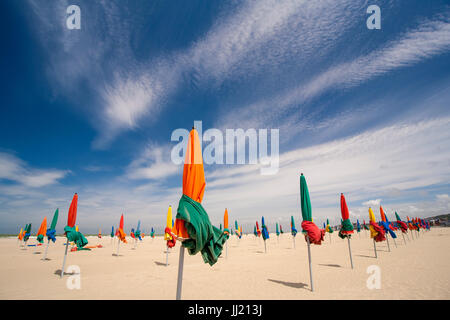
[
  {"xmin": 170, "ymin": 127, "xmax": 228, "ymax": 300},
  {"xmin": 61, "ymin": 193, "xmax": 89, "ymax": 277},
  {"xmin": 165, "ymin": 206, "xmax": 175, "ymax": 247},
  {"xmin": 339, "ymin": 193, "xmax": 354, "ymax": 268},
  {"xmin": 369, "ymin": 207, "xmax": 385, "ymax": 258},
  {"xmin": 300, "ymin": 173, "xmax": 324, "ymax": 292},
  {"xmin": 223, "ymin": 209, "xmax": 230, "ymax": 258},
  {"xmin": 36, "ymin": 217, "xmax": 47, "ymax": 244},
  {"xmin": 24, "ymin": 223, "xmax": 32, "ymax": 243}
]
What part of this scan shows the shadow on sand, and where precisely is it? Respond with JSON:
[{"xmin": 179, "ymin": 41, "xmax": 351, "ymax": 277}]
[
  {"xmin": 268, "ymin": 279, "xmax": 308, "ymax": 290},
  {"xmin": 356, "ymin": 254, "xmax": 376, "ymax": 259},
  {"xmin": 154, "ymin": 261, "xmax": 168, "ymax": 266},
  {"xmin": 318, "ymin": 263, "xmax": 342, "ymax": 268},
  {"xmin": 54, "ymin": 269, "xmax": 78, "ymax": 276}
]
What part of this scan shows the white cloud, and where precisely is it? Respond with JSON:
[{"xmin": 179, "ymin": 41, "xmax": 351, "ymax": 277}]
[
  {"xmin": 436, "ymin": 194, "xmax": 449, "ymax": 200},
  {"xmin": 125, "ymin": 143, "xmax": 180, "ymax": 180},
  {"xmin": 0, "ymin": 152, "xmax": 68, "ymax": 188},
  {"xmin": 219, "ymin": 16, "xmax": 450, "ymax": 130},
  {"xmin": 362, "ymin": 199, "xmax": 382, "ymax": 207},
  {"xmin": 200, "ymin": 117, "xmax": 450, "ymax": 226}
]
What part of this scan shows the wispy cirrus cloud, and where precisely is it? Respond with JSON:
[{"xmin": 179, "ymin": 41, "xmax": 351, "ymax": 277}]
[
  {"xmin": 27, "ymin": 0, "xmax": 364, "ymax": 148},
  {"xmin": 219, "ymin": 15, "xmax": 450, "ymax": 130}
]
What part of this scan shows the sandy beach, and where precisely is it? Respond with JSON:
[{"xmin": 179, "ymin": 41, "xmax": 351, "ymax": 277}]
[{"xmin": 1, "ymin": 227, "xmax": 449, "ymax": 300}]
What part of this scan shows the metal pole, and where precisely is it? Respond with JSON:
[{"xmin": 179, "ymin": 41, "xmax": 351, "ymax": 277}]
[
  {"xmin": 386, "ymin": 235, "xmax": 391, "ymax": 252},
  {"xmin": 306, "ymin": 236, "xmax": 313, "ymax": 292},
  {"xmin": 117, "ymin": 238, "xmax": 120, "ymax": 256},
  {"xmin": 402, "ymin": 232, "xmax": 406, "ymax": 245},
  {"xmin": 373, "ymin": 239, "xmax": 377, "ymax": 258},
  {"xmin": 176, "ymin": 246, "xmax": 185, "ymax": 300},
  {"xmin": 166, "ymin": 246, "xmax": 169, "ymax": 266},
  {"xmin": 42, "ymin": 239, "xmax": 50, "ymax": 260},
  {"xmin": 226, "ymin": 241, "xmax": 228, "ymax": 259},
  {"xmin": 393, "ymin": 236, "xmax": 397, "ymax": 248},
  {"xmin": 60, "ymin": 241, "xmax": 69, "ymax": 278},
  {"xmin": 264, "ymin": 240, "xmax": 267, "ymax": 253},
  {"xmin": 293, "ymin": 236, "xmax": 296, "ymax": 249},
  {"xmin": 347, "ymin": 237, "xmax": 353, "ymax": 269}
]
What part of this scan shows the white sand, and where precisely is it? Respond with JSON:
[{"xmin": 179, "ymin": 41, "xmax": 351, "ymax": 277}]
[{"xmin": 0, "ymin": 227, "xmax": 449, "ymax": 299}]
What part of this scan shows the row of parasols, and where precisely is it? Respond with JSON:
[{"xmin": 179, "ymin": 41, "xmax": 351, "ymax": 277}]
[{"xmin": 15, "ymin": 127, "xmax": 432, "ymax": 298}]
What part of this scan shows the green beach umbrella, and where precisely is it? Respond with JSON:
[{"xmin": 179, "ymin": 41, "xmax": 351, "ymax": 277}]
[{"xmin": 299, "ymin": 173, "xmax": 324, "ymax": 292}]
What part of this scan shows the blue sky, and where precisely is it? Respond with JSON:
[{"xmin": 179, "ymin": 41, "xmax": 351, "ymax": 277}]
[{"xmin": 1, "ymin": 0, "xmax": 449, "ymax": 234}]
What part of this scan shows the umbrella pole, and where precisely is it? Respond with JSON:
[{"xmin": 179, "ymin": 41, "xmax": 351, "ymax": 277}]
[
  {"xmin": 306, "ymin": 236, "xmax": 314, "ymax": 292},
  {"xmin": 166, "ymin": 245, "xmax": 169, "ymax": 266},
  {"xmin": 264, "ymin": 240, "xmax": 267, "ymax": 253},
  {"xmin": 60, "ymin": 240, "xmax": 69, "ymax": 278},
  {"xmin": 402, "ymin": 232, "xmax": 407, "ymax": 245},
  {"xmin": 386, "ymin": 235, "xmax": 391, "ymax": 252},
  {"xmin": 347, "ymin": 237, "xmax": 354, "ymax": 269},
  {"xmin": 373, "ymin": 239, "xmax": 377, "ymax": 258},
  {"xmin": 293, "ymin": 236, "xmax": 296, "ymax": 249},
  {"xmin": 176, "ymin": 246, "xmax": 185, "ymax": 300},
  {"xmin": 329, "ymin": 233, "xmax": 331, "ymax": 244},
  {"xmin": 393, "ymin": 236, "xmax": 397, "ymax": 248},
  {"xmin": 117, "ymin": 238, "xmax": 120, "ymax": 256},
  {"xmin": 226, "ymin": 241, "xmax": 228, "ymax": 258},
  {"xmin": 42, "ymin": 239, "xmax": 50, "ymax": 261}
]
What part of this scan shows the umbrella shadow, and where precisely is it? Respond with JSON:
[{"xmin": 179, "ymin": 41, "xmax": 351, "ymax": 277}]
[
  {"xmin": 318, "ymin": 263, "xmax": 342, "ymax": 268},
  {"xmin": 256, "ymin": 251, "xmax": 265, "ymax": 254},
  {"xmin": 41, "ymin": 258, "xmax": 52, "ymax": 261},
  {"xmin": 268, "ymin": 279, "xmax": 308, "ymax": 290},
  {"xmin": 54, "ymin": 269, "xmax": 78, "ymax": 276},
  {"xmin": 112, "ymin": 253, "xmax": 123, "ymax": 257},
  {"xmin": 356, "ymin": 254, "xmax": 376, "ymax": 259},
  {"xmin": 154, "ymin": 261, "xmax": 169, "ymax": 266},
  {"xmin": 33, "ymin": 252, "xmax": 42, "ymax": 255}
]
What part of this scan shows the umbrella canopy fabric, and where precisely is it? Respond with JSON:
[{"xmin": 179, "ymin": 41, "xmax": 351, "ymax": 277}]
[
  {"xmin": 116, "ymin": 214, "xmax": 127, "ymax": 243},
  {"xmin": 253, "ymin": 225, "xmax": 257, "ymax": 237},
  {"xmin": 165, "ymin": 206, "xmax": 176, "ymax": 246},
  {"xmin": 24, "ymin": 223, "xmax": 32, "ymax": 242},
  {"xmin": 356, "ymin": 220, "xmax": 361, "ymax": 232},
  {"xmin": 18, "ymin": 228, "xmax": 24, "ymax": 240},
  {"xmin": 261, "ymin": 217, "xmax": 269, "ymax": 240},
  {"xmin": 67, "ymin": 194, "xmax": 78, "ymax": 228},
  {"xmin": 171, "ymin": 128, "xmax": 227, "ymax": 266},
  {"xmin": 46, "ymin": 209, "xmax": 59, "ymax": 242},
  {"xmin": 368, "ymin": 208, "xmax": 385, "ymax": 242},
  {"xmin": 291, "ymin": 216, "xmax": 297, "ymax": 236},
  {"xmin": 300, "ymin": 174, "xmax": 324, "ymax": 244},
  {"xmin": 150, "ymin": 227, "xmax": 155, "ymax": 238},
  {"xmin": 363, "ymin": 220, "xmax": 369, "ymax": 230},
  {"xmin": 223, "ymin": 209, "xmax": 229, "ymax": 237},
  {"xmin": 64, "ymin": 226, "xmax": 90, "ymax": 250},
  {"xmin": 135, "ymin": 221, "xmax": 141, "ymax": 240},
  {"xmin": 36, "ymin": 217, "xmax": 47, "ymax": 243},
  {"xmin": 256, "ymin": 221, "xmax": 261, "ymax": 237},
  {"xmin": 338, "ymin": 193, "xmax": 354, "ymax": 239},
  {"xmin": 110, "ymin": 226, "xmax": 114, "ymax": 238},
  {"xmin": 276, "ymin": 223, "xmax": 280, "ymax": 236},
  {"xmin": 325, "ymin": 218, "xmax": 334, "ymax": 233},
  {"xmin": 379, "ymin": 206, "xmax": 397, "ymax": 238},
  {"xmin": 280, "ymin": 225, "xmax": 284, "ymax": 234}
]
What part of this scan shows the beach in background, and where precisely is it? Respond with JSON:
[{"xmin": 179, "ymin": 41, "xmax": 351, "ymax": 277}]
[{"xmin": 1, "ymin": 227, "xmax": 449, "ymax": 299}]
